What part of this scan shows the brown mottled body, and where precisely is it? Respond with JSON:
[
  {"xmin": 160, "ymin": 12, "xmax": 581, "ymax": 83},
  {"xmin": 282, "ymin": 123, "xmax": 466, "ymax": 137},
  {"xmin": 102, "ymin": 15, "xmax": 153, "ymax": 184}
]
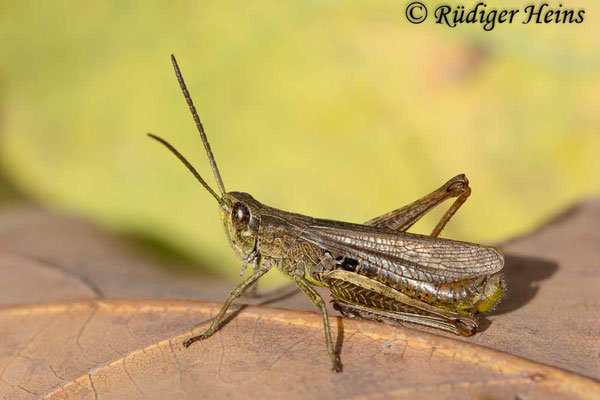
[
  {"xmin": 149, "ymin": 54, "xmax": 506, "ymax": 372},
  {"xmin": 227, "ymin": 190, "xmax": 504, "ymax": 338}
]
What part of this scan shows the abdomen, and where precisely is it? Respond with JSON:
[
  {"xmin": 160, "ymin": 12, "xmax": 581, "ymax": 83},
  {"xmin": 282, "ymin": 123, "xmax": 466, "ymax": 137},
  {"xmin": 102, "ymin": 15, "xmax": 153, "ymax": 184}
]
[{"xmin": 353, "ymin": 262, "xmax": 505, "ymax": 315}]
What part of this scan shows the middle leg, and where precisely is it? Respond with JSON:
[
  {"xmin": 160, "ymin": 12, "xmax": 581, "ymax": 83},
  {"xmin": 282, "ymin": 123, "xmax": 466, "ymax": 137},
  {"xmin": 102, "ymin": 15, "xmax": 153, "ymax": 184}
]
[{"xmin": 294, "ymin": 276, "xmax": 342, "ymax": 372}]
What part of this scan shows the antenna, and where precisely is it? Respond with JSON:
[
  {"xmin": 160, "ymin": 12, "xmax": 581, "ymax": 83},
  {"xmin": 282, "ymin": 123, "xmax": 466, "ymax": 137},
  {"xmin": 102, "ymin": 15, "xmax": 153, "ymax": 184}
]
[
  {"xmin": 171, "ymin": 54, "xmax": 226, "ymax": 195},
  {"xmin": 147, "ymin": 134, "xmax": 221, "ymax": 203}
]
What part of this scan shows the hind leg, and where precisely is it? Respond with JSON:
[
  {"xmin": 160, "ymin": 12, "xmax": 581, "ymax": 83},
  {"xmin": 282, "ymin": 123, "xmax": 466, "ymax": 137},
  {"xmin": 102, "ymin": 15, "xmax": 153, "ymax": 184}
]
[
  {"xmin": 325, "ymin": 270, "xmax": 479, "ymax": 337},
  {"xmin": 365, "ymin": 174, "xmax": 471, "ymax": 237}
]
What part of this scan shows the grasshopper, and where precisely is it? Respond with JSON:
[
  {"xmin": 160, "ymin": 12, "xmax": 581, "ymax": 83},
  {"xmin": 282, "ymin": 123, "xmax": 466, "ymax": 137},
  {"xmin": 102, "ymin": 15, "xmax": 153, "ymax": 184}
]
[{"xmin": 149, "ymin": 55, "xmax": 505, "ymax": 372}]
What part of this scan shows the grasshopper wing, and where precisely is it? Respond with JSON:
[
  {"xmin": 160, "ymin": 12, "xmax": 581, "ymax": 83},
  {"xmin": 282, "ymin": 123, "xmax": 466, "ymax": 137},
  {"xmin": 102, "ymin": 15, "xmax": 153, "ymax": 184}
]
[{"xmin": 299, "ymin": 222, "xmax": 503, "ymax": 284}]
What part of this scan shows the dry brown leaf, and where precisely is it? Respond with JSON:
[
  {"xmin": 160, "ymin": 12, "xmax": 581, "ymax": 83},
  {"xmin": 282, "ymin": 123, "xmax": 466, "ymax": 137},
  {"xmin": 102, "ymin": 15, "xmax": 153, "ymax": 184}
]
[
  {"xmin": 0, "ymin": 199, "xmax": 599, "ymax": 399},
  {"xmin": 476, "ymin": 198, "xmax": 600, "ymax": 380},
  {"xmin": 0, "ymin": 252, "xmax": 97, "ymax": 304},
  {"xmin": 1, "ymin": 300, "xmax": 599, "ymax": 400}
]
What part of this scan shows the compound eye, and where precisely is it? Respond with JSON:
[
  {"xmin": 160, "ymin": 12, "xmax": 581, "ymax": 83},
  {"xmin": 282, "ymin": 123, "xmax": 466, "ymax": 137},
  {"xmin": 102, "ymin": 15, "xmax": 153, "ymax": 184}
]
[{"xmin": 232, "ymin": 202, "xmax": 250, "ymax": 229}]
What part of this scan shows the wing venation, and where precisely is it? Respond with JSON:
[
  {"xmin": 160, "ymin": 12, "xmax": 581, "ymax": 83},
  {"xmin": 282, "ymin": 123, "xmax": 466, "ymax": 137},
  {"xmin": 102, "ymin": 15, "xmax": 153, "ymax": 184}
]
[{"xmin": 300, "ymin": 223, "xmax": 503, "ymax": 283}]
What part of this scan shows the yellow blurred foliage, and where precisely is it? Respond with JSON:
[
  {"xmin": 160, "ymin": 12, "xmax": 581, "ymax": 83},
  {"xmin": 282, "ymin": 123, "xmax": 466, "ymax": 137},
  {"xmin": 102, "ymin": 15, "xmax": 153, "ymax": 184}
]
[{"xmin": 1, "ymin": 1, "xmax": 598, "ymax": 282}]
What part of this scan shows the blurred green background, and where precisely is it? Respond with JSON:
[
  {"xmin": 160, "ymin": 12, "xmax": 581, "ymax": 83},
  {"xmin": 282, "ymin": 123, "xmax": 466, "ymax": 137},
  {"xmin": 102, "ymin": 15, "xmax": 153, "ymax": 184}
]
[{"xmin": 0, "ymin": 1, "xmax": 598, "ymax": 283}]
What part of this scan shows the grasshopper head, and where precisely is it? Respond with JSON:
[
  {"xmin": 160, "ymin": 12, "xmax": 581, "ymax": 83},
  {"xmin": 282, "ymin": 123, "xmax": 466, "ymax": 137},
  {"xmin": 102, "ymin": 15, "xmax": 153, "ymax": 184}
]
[
  {"xmin": 150, "ymin": 56, "xmax": 264, "ymax": 263},
  {"xmin": 220, "ymin": 192, "xmax": 260, "ymax": 260}
]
